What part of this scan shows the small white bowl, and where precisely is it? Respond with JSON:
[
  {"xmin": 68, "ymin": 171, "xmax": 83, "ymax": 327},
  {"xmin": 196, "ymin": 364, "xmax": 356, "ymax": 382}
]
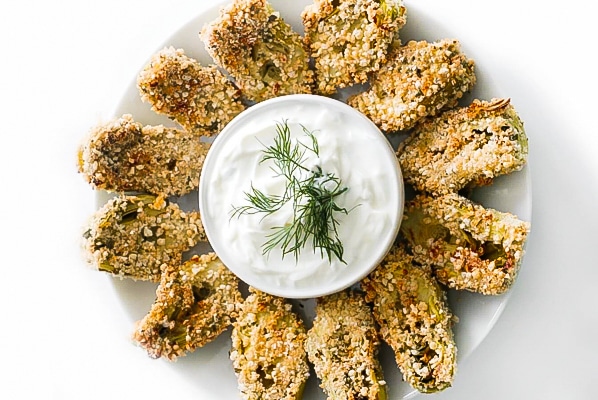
[{"xmin": 199, "ymin": 94, "xmax": 403, "ymax": 298}]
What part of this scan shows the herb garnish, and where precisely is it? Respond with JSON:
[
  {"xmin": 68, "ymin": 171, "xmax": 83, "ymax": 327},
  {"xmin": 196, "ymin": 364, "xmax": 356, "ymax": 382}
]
[{"xmin": 231, "ymin": 120, "xmax": 353, "ymax": 263}]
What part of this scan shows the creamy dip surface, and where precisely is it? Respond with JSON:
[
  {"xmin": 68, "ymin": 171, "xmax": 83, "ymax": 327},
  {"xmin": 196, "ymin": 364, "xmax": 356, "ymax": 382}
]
[{"xmin": 199, "ymin": 95, "xmax": 403, "ymax": 298}]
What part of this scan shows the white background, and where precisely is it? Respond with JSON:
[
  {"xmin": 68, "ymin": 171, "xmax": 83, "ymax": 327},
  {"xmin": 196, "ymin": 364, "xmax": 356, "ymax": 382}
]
[{"xmin": 1, "ymin": 0, "xmax": 597, "ymax": 399}]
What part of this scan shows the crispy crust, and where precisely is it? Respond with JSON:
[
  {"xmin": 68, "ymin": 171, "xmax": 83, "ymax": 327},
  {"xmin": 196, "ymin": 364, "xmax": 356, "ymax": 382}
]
[
  {"xmin": 401, "ymin": 193, "xmax": 530, "ymax": 295},
  {"xmin": 397, "ymin": 98, "xmax": 528, "ymax": 195},
  {"xmin": 302, "ymin": 0, "xmax": 406, "ymax": 95},
  {"xmin": 305, "ymin": 290, "xmax": 387, "ymax": 400},
  {"xmin": 82, "ymin": 194, "xmax": 206, "ymax": 281},
  {"xmin": 230, "ymin": 287, "xmax": 309, "ymax": 400},
  {"xmin": 133, "ymin": 253, "xmax": 242, "ymax": 360},
  {"xmin": 137, "ymin": 47, "xmax": 245, "ymax": 135},
  {"xmin": 361, "ymin": 245, "xmax": 456, "ymax": 393},
  {"xmin": 348, "ymin": 39, "xmax": 475, "ymax": 132},
  {"xmin": 201, "ymin": 0, "xmax": 314, "ymax": 103},
  {"xmin": 77, "ymin": 114, "xmax": 210, "ymax": 196}
]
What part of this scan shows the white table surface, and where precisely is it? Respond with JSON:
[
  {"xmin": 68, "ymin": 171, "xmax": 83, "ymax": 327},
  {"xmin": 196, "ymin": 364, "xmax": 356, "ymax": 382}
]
[{"xmin": 2, "ymin": 0, "xmax": 597, "ymax": 399}]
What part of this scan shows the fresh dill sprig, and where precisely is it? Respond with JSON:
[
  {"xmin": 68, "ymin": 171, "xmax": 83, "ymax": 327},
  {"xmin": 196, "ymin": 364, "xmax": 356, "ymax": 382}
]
[{"xmin": 231, "ymin": 120, "xmax": 352, "ymax": 264}]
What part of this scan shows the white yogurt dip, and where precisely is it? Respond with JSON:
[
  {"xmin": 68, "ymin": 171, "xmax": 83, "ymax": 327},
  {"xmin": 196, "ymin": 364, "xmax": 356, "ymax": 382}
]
[{"xmin": 199, "ymin": 94, "xmax": 403, "ymax": 298}]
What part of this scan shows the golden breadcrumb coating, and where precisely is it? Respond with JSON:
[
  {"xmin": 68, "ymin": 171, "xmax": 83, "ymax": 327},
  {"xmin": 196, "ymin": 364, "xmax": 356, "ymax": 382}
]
[
  {"xmin": 137, "ymin": 47, "xmax": 245, "ymax": 135},
  {"xmin": 361, "ymin": 245, "xmax": 456, "ymax": 393},
  {"xmin": 397, "ymin": 98, "xmax": 528, "ymax": 195},
  {"xmin": 305, "ymin": 290, "xmax": 387, "ymax": 400},
  {"xmin": 348, "ymin": 39, "xmax": 475, "ymax": 132},
  {"xmin": 401, "ymin": 193, "xmax": 530, "ymax": 295},
  {"xmin": 302, "ymin": 0, "xmax": 406, "ymax": 95},
  {"xmin": 133, "ymin": 253, "xmax": 242, "ymax": 360},
  {"xmin": 82, "ymin": 194, "xmax": 206, "ymax": 281},
  {"xmin": 201, "ymin": 0, "xmax": 314, "ymax": 103},
  {"xmin": 230, "ymin": 287, "xmax": 309, "ymax": 400},
  {"xmin": 77, "ymin": 114, "xmax": 210, "ymax": 196}
]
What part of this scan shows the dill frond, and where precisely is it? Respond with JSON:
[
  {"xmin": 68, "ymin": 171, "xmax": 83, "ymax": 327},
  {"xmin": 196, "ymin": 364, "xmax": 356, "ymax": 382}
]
[{"xmin": 231, "ymin": 120, "xmax": 352, "ymax": 264}]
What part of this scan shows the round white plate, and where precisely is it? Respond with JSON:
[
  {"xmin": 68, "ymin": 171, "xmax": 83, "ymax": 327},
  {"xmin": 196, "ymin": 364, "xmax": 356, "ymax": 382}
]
[{"xmin": 99, "ymin": 1, "xmax": 533, "ymax": 398}]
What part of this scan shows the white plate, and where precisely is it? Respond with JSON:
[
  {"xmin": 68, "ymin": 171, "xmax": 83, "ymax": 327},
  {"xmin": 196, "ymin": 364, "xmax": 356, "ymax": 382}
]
[{"xmin": 101, "ymin": 1, "xmax": 533, "ymax": 398}]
